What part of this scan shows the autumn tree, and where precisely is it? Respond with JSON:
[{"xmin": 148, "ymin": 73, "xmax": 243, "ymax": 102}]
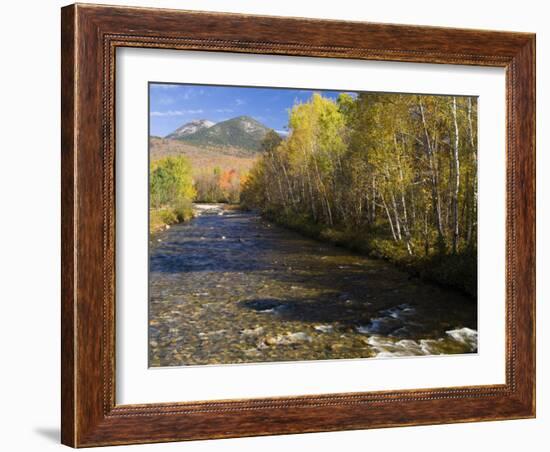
[
  {"xmin": 150, "ymin": 155, "xmax": 196, "ymax": 208},
  {"xmin": 242, "ymin": 91, "xmax": 478, "ymax": 280}
]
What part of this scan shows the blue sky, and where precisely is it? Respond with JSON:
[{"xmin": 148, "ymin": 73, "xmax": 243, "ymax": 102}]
[{"xmin": 149, "ymin": 83, "xmax": 355, "ymax": 137}]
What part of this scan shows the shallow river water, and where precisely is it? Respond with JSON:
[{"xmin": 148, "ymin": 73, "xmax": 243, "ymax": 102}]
[{"xmin": 149, "ymin": 205, "xmax": 477, "ymax": 366}]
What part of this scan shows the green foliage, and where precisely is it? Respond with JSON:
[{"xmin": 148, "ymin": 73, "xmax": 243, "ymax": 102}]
[
  {"xmin": 261, "ymin": 129, "xmax": 283, "ymax": 152},
  {"xmin": 150, "ymin": 156, "xmax": 196, "ymax": 208},
  {"xmin": 172, "ymin": 198, "xmax": 195, "ymax": 222},
  {"xmin": 150, "ymin": 199, "xmax": 195, "ymax": 234},
  {"xmin": 150, "ymin": 156, "xmax": 196, "ymax": 233},
  {"xmin": 418, "ymin": 249, "xmax": 477, "ymax": 297},
  {"xmin": 241, "ymin": 92, "xmax": 478, "ymax": 296}
]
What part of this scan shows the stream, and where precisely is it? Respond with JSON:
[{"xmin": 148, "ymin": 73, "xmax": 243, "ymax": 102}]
[{"xmin": 149, "ymin": 204, "xmax": 477, "ymax": 366}]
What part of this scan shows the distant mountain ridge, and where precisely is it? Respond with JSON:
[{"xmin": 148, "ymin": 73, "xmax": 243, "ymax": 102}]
[
  {"xmin": 165, "ymin": 116, "xmax": 273, "ymax": 151},
  {"xmin": 165, "ymin": 119, "xmax": 215, "ymax": 139}
]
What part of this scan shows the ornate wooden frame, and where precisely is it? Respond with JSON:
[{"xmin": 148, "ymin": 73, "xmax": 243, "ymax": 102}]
[{"xmin": 61, "ymin": 3, "xmax": 535, "ymax": 447}]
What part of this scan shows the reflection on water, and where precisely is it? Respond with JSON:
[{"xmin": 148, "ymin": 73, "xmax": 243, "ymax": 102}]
[{"xmin": 149, "ymin": 206, "xmax": 477, "ymax": 366}]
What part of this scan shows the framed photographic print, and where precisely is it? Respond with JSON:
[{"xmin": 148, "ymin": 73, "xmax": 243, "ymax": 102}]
[{"xmin": 61, "ymin": 3, "xmax": 536, "ymax": 447}]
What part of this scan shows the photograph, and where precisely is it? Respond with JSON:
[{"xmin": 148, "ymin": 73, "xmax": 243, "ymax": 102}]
[
  {"xmin": 148, "ymin": 83, "xmax": 479, "ymax": 367},
  {"xmin": 54, "ymin": 2, "xmax": 537, "ymax": 447}
]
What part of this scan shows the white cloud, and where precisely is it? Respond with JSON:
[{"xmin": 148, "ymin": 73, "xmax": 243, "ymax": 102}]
[
  {"xmin": 235, "ymin": 98, "xmax": 245, "ymax": 106},
  {"xmin": 276, "ymin": 129, "xmax": 289, "ymax": 136},
  {"xmin": 150, "ymin": 109, "xmax": 203, "ymax": 117},
  {"xmin": 150, "ymin": 84, "xmax": 179, "ymax": 90},
  {"xmin": 215, "ymin": 108, "xmax": 234, "ymax": 113}
]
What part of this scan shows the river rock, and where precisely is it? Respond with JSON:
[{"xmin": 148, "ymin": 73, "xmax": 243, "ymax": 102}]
[
  {"xmin": 314, "ymin": 324, "xmax": 334, "ymax": 333},
  {"xmin": 262, "ymin": 332, "xmax": 312, "ymax": 346},
  {"xmin": 288, "ymin": 332, "xmax": 311, "ymax": 342},
  {"xmin": 330, "ymin": 343, "xmax": 345, "ymax": 352},
  {"xmin": 446, "ymin": 327, "xmax": 478, "ymax": 350},
  {"xmin": 356, "ymin": 316, "xmax": 402, "ymax": 335},
  {"xmin": 264, "ymin": 336, "xmax": 279, "ymax": 346},
  {"xmin": 241, "ymin": 326, "xmax": 264, "ymax": 337}
]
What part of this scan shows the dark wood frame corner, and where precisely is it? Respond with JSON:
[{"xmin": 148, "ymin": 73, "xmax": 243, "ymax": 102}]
[{"xmin": 61, "ymin": 3, "xmax": 536, "ymax": 447}]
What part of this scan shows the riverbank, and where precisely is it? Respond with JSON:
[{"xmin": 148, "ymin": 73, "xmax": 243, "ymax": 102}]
[
  {"xmin": 150, "ymin": 202, "xmax": 244, "ymax": 234},
  {"xmin": 261, "ymin": 210, "xmax": 477, "ymax": 298},
  {"xmin": 150, "ymin": 202, "xmax": 195, "ymax": 234}
]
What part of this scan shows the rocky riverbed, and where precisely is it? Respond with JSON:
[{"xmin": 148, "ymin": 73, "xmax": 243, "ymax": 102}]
[{"xmin": 149, "ymin": 206, "xmax": 477, "ymax": 366}]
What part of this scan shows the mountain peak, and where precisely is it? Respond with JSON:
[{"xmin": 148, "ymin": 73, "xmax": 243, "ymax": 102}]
[
  {"xmin": 233, "ymin": 115, "xmax": 256, "ymax": 121},
  {"xmin": 165, "ymin": 119, "xmax": 215, "ymax": 139},
  {"xmin": 166, "ymin": 116, "xmax": 273, "ymax": 152}
]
